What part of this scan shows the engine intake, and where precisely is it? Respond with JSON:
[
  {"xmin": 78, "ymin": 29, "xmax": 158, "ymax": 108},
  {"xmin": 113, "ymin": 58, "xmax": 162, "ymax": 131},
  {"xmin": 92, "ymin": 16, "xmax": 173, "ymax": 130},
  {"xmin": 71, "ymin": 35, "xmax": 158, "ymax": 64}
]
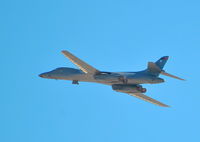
[{"xmin": 112, "ymin": 84, "xmax": 147, "ymax": 93}]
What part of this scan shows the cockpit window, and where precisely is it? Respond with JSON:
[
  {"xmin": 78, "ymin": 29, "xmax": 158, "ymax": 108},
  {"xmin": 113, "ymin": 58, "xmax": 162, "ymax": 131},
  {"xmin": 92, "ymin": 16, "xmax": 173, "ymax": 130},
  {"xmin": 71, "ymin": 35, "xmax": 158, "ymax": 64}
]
[
  {"xmin": 57, "ymin": 68, "xmax": 64, "ymax": 72},
  {"xmin": 59, "ymin": 69, "xmax": 63, "ymax": 73},
  {"xmin": 52, "ymin": 68, "xmax": 65, "ymax": 73}
]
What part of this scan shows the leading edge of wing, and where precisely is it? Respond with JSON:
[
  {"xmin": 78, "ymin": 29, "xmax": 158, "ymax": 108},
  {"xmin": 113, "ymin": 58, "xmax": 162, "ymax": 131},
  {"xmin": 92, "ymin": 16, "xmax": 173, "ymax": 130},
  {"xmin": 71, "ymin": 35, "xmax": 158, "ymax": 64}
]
[
  {"xmin": 61, "ymin": 50, "xmax": 100, "ymax": 74},
  {"xmin": 128, "ymin": 93, "xmax": 170, "ymax": 107}
]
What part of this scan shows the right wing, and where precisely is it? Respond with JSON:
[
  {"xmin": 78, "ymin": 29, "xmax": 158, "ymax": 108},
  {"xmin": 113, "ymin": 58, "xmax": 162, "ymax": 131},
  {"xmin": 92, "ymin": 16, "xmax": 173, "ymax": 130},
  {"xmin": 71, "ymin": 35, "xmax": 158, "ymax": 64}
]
[
  {"xmin": 128, "ymin": 93, "xmax": 169, "ymax": 107},
  {"xmin": 62, "ymin": 50, "xmax": 100, "ymax": 74}
]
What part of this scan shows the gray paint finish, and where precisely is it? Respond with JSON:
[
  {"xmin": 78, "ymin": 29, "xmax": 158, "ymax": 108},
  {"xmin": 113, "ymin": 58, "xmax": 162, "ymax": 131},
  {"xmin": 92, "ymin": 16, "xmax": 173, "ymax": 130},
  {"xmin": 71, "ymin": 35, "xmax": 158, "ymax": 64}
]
[{"xmin": 39, "ymin": 50, "xmax": 185, "ymax": 107}]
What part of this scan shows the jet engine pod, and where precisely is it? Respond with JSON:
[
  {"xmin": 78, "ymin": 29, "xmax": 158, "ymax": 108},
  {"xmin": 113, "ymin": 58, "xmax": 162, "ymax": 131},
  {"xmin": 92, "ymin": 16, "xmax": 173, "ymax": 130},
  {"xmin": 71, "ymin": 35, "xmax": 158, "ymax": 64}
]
[
  {"xmin": 112, "ymin": 84, "xmax": 147, "ymax": 93},
  {"xmin": 136, "ymin": 85, "xmax": 147, "ymax": 93}
]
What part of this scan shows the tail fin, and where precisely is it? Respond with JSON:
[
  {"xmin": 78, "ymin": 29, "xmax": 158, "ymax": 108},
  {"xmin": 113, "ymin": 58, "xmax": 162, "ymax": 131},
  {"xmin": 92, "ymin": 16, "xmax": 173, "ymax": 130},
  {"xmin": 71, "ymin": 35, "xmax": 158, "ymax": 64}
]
[
  {"xmin": 155, "ymin": 56, "xmax": 169, "ymax": 70},
  {"xmin": 147, "ymin": 56, "xmax": 185, "ymax": 81},
  {"xmin": 147, "ymin": 56, "xmax": 169, "ymax": 76}
]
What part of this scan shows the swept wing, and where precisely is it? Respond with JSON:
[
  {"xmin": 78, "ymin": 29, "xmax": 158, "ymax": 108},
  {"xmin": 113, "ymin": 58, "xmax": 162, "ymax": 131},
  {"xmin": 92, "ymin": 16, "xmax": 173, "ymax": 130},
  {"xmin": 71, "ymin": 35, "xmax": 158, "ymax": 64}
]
[
  {"xmin": 62, "ymin": 50, "xmax": 100, "ymax": 74},
  {"xmin": 128, "ymin": 93, "xmax": 169, "ymax": 107}
]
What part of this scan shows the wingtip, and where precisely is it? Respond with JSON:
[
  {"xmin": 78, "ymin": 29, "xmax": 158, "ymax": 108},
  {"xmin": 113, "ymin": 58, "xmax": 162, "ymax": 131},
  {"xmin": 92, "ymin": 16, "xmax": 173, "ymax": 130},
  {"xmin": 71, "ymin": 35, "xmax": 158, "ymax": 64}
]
[
  {"xmin": 61, "ymin": 50, "xmax": 67, "ymax": 53},
  {"xmin": 158, "ymin": 103, "xmax": 170, "ymax": 107},
  {"xmin": 61, "ymin": 50, "xmax": 71, "ymax": 56},
  {"xmin": 178, "ymin": 78, "xmax": 186, "ymax": 81},
  {"xmin": 161, "ymin": 56, "xmax": 169, "ymax": 60},
  {"xmin": 163, "ymin": 105, "xmax": 170, "ymax": 107}
]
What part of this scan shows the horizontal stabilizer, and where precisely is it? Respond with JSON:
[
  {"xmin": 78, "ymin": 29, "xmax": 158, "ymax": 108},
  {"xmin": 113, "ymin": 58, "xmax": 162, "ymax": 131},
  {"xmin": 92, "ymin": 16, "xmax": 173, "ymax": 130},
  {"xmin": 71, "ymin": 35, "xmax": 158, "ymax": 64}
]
[
  {"xmin": 129, "ymin": 93, "xmax": 169, "ymax": 107},
  {"xmin": 160, "ymin": 71, "xmax": 185, "ymax": 81},
  {"xmin": 62, "ymin": 50, "xmax": 100, "ymax": 74}
]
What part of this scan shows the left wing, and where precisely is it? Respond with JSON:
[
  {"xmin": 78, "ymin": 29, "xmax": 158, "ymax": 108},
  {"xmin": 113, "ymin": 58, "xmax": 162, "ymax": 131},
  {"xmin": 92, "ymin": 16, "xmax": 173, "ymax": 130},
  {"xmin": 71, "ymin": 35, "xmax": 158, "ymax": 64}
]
[
  {"xmin": 62, "ymin": 50, "xmax": 100, "ymax": 74},
  {"xmin": 128, "ymin": 93, "xmax": 169, "ymax": 107}
]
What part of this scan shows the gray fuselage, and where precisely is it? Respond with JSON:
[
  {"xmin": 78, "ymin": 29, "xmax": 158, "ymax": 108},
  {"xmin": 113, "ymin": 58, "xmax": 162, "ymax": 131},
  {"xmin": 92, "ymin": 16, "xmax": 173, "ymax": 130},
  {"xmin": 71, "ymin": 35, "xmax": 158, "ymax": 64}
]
[{"xmin": 39, "ymin": 67, "xmax": 165, "ymax": 85}]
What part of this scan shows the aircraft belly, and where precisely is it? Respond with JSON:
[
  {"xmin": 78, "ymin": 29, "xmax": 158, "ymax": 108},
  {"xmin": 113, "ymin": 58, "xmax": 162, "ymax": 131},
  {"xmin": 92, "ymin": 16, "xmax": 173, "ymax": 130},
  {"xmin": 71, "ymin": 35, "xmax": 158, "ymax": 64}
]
[
  {"xmin": 59, "ymin": 74, "xmax": 107, "ymax": 84},
  {"xmin": 127, "ymin": 78, "xmax": 164, "ymax": 84},
  {"xmin": 59, "ymin": 74, "xmax": 120, "ymax": 85},
  {"xmin": 127, "ymin": 79, "xmax": 144, "ymax": 84},
  {"xmin": 61, "ymin": 74, "xmax": 92, "ymax": 81}
]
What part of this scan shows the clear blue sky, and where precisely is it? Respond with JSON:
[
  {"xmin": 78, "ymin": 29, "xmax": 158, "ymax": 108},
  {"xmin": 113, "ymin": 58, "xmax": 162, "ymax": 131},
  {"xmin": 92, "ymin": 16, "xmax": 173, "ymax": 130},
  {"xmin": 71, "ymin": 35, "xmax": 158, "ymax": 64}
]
[{"xmin": 1, "ymin": 0, "xmax": 200, "ymax": 142}]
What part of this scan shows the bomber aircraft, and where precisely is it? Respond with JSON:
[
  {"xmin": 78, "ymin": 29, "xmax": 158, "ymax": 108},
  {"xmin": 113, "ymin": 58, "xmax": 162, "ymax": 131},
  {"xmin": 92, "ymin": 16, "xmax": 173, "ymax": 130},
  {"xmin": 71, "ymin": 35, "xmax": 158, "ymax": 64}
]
[{"xmin": 39, "ymin": 50, "xmax": 185, "ymax": 107}]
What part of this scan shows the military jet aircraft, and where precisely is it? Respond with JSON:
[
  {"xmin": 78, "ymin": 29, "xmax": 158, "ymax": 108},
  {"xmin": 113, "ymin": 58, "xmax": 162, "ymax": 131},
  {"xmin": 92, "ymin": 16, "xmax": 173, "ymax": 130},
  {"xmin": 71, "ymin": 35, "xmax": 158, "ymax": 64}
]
[{"xmin": 39, "ymin": 50, "xmax": 185, "ymax": 107}]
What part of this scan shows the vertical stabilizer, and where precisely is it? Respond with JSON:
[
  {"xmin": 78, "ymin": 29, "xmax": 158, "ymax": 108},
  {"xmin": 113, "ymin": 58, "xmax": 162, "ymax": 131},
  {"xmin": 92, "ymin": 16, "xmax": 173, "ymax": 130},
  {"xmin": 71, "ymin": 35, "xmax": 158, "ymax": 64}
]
[
  {"xmin": 148, "ymin": 56, "xmax": 185, "ymax": 80},
  {"xmin": 155, "ymin": 56, "xmax": 169, "ymax": 70},
  {"xmin": 147, "ymin": 56, "xmax": 169, "ymax": 76}
]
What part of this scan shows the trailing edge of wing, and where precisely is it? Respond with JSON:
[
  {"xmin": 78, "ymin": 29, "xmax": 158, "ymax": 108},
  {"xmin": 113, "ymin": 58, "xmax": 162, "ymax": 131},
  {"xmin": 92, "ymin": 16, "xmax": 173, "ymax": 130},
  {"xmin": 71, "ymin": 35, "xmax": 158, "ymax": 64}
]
[
  {"xmin": 128, "ymin": 93, "xmax": 169, "ymax": 107},
  {"xmin": 62, "ymin": 50, "xmax": 100, "ymax": 74}
]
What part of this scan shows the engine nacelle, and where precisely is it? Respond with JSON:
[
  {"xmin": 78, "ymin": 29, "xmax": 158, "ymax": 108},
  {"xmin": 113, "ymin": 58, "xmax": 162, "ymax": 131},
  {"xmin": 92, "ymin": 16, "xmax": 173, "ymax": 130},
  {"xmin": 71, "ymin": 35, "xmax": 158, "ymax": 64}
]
[{"xmin": 112, "ymin": 84, "xmax": 147, "ymax": 93}]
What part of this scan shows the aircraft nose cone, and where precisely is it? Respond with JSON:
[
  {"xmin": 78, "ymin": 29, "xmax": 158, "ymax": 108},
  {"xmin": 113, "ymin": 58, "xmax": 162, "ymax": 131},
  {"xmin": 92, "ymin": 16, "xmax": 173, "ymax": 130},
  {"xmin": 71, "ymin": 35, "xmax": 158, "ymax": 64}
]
[
  {"xmin": 39, "ymin": 72, "xmax": 51, "ymax": 78},
  {"xmin": 39, "ymin": 73, "xmax": 45, "ymax": 78}
]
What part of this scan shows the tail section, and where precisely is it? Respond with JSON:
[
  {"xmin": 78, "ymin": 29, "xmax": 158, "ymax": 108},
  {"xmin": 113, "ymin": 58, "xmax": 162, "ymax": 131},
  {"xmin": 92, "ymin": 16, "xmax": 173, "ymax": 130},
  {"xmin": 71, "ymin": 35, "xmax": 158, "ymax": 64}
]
[
  {"xmin": 147, "ymin": 56, "xmax": 185, "ymax": 81},
  {"xmin": 155, "ymin": 56, "xmax": 169, "ymax": 70},
  {"xmin": 147, "ymin": 62, "xmax": 161, "ymax": 75},
  {"xmin": 147, "ymin": 56, "xmax": 169, "ymax": 75}
]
